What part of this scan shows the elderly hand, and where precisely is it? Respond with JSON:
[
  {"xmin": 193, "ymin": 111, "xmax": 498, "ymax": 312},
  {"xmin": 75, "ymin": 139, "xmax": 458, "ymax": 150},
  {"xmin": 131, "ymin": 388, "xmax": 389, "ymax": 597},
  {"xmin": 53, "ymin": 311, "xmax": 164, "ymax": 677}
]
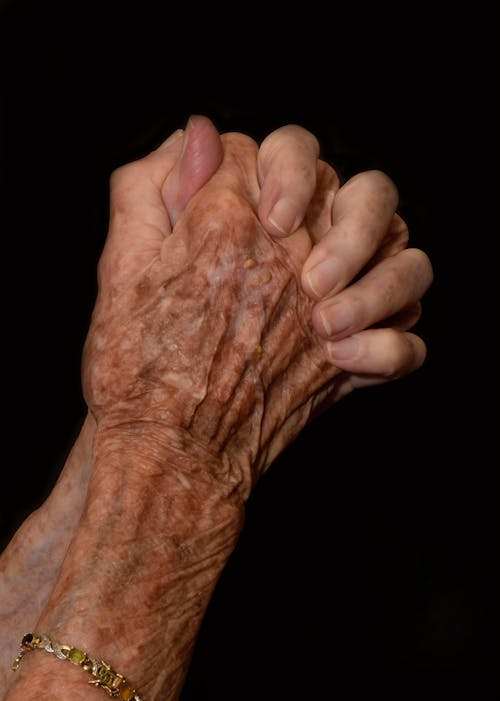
[
  {"xmin": 2, "ymin": 115, "xmax": 432, "ymax": 701},
  {"xmin": 83, "ymin": 117, "xmax": 340, "ymax": 497},
  {"xmin": 83, "ymin": 115, "xmax": 432, "ymax": 496},
  {"xmin": 257, "ymin": 126, "xmax": 433, "ymax": 397}
]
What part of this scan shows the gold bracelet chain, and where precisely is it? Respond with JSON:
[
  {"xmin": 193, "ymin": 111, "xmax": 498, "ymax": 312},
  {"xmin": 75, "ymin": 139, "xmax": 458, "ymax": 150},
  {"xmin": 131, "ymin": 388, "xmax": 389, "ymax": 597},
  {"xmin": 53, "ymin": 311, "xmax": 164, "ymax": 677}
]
[{"xmin": 12, "ymin": 633, "xmax": 144, "ymax": 700}]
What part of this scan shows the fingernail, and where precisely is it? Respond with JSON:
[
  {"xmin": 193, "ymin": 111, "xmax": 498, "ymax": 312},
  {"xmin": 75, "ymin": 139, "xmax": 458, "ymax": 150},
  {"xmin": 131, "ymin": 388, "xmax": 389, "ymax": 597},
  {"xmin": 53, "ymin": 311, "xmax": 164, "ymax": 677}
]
[
  {"xmin": 306, "ymin": 258, "xmax": 340, "ymax": 298},
  {"xmin": 319, "ymin": 303, "xmax": 354, "ymax": 337},
  {"xmin": 186, "ymin": 114, "xmax": 203, "ymax": 129},
  {"xmin": 268, "ymin": 197, "xmax": 301, "ymax": 236},
  {"xmin": 328, "ymin": 336, "xmax": 359, "ymax": 360},
  {"xmin": 181, "ymin": 115, "xmax": 200, "ymax": 156}
]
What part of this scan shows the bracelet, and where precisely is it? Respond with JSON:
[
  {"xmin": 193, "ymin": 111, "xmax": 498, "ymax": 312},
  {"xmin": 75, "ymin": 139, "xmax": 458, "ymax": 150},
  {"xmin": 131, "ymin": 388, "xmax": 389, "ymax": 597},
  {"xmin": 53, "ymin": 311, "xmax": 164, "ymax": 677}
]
[{"xmin": 12, "ymin": 632, "xmax": 145, "ymax": 700}]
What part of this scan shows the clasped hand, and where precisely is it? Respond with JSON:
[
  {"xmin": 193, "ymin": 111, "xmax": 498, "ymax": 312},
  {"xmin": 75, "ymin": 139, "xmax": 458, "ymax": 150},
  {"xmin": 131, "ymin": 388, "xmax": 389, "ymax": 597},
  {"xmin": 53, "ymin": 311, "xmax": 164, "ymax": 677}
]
[
  {"xmin": 83, "ymin": 115, "xmax": 432, "ymax": 498},
  {"xmin": 1, "ymin": 114, "xmax": 433, "ymax": 701}
]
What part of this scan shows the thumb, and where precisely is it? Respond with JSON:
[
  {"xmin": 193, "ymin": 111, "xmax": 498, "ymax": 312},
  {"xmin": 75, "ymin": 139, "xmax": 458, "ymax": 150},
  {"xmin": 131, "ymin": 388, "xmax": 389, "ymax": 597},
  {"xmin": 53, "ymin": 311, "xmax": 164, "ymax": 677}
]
[{"xmin": 162, "ymin": 114, "xmax": 223, "ymax": 226}]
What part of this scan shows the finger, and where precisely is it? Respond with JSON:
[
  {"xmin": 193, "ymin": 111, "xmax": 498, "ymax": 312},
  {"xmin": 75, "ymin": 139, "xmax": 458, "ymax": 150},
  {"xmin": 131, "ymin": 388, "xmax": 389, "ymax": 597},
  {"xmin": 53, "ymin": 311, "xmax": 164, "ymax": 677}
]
[
  {"xmin": 257, "ymin": 125, "xmax": 324, "ymax": 237},
  {"xmin": 108, "ymin": 116, "xmax": 222, "ymax": 234},
  {"xmin": 312, "ymin": 247, "xmax": 433, "ymax": 340},
  {"xmin": 100, "ymin": 130, "xmax": 184, "ymax": 292},
  {"xmin": 326, "ymin": 328, "xmax": 428, "ymax": 386},
  {"xmin": 302, "ymin": 170, "xmax": 400, "ymax": 300},
  {"xmin": 108, "ymin": 128, "xmax": 184, "ymax": 238},
  {"xmin": 162, "ymin": 114, "xmax": 223, "ymax": 226},
  {"xmin": 302, "ymin": 159, "xmax": 341, "ymax": 242},
  {"xmin": 101, "ymin": 117, "xmax": 223, "ymax": 287},
  {"xmin": 274, "ymin": 158, "xmax": 341, "ymax": 268},
  {"xmin": 374, "ymin": 302, "xmax": 422, "ymax": 332},
  {"xmin": 369, "ymin": 212, "xmax": 410, "ymax": 264}
]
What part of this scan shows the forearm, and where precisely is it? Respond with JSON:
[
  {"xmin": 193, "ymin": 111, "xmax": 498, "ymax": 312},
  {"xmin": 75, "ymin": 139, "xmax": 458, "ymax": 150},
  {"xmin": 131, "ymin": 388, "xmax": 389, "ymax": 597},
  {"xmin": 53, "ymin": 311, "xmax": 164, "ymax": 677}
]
[
  {"xmin": 0, "ymin": 412, "xmax": 95, "ymax": 688},
  {"xmin": 5, "ymin": 427, "xmax": 244, "ymax": 701}
]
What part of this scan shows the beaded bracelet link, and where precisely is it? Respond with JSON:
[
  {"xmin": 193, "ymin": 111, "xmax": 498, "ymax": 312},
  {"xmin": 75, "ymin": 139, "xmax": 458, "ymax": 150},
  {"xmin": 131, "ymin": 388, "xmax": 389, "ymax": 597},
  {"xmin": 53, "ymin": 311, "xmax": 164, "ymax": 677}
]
[{"xmin": 12, "ymin": 633, "xmax": 144, "ymax": 700}]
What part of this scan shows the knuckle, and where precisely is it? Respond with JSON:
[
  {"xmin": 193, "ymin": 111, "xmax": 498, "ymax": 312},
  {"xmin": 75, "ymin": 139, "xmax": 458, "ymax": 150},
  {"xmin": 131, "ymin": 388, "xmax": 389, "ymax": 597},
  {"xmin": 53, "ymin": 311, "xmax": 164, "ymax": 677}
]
[
  {"xmin": 401, "ymin": 302, "xmax": 423, "ymax": 330},
  {"xmin": 109, "ymin": 160, "xmax": 147, "ymax": 216},
  {"xmin": 407, "ymin": 247, "xmax": 434, "ymax": 288},
  {"xmin": 381, "ymin": 330, "xmax": 426, "ymax": 378},
  {"xmin": 279, "ymin": 124, "xmax": 320, "ymax": 153},
  {"xmin": 260, "ymin": 125, "xmax": 319, "ymax": 169},
  {"xmin": 390, "ymin": 213, "xmax": 410, "ymax": 247},
  {"xmin": 345, "ymin": 169, "xmax": 398, "ymax": 199},
  {"xmin": 109, "ymin": 160, "xmax": 146, "ymax": 191},
  {"xmin": 367, "ymin": 170, "xmax": 399, "ymax": 209},
  {"xmin": 381, "ymin": 248, "xmax": 433, "ymax": 306},
  {"xmin": 380, "ymin": 262, "xmax": 407, "ymax": 305},
  {"xmin": 339, "ymin": 170, "xmax": 400, "ymax": 226},
  {"xmin": 340, "ymin": 293, "xmax": 365, "ymax": 328},
  {"xmin": 109, "ymin": 163, "xmax": 129, "ymax": 189},
  {"xmin": 381, "ymin": 329, "xmax": 411, "ymax": 378}
]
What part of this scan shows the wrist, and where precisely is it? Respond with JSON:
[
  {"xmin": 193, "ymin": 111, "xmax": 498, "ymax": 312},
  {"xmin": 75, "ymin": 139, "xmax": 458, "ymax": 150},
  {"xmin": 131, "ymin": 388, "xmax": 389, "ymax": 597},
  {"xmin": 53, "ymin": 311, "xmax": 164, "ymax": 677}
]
[
  {"xmin": 11, "ymin": 423, "xmax": 244, "ymax": 701},
  {"xmin": 91, "ymin": 416, "xmax": 251, "ymax": 502},
  {"xmin": 11, "ymin": 632, "xmax": 146, "ymax": 701},
  {"xmin": 8, "ymin": 647, "xmax": 93, "ymax": 701}
]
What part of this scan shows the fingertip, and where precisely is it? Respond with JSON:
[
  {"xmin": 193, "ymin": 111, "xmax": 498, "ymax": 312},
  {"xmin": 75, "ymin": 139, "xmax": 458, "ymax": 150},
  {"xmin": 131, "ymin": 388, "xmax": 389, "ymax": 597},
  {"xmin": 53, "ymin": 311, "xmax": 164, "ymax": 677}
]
[
  {"xmin": 410, "ymin": 332, "xmax": 428, "ymax": 370},
  {"xmin": 162, "ymin": 114, "xmax": 223, "ymax": 224},
  {"xmin": 326, "ymin": 328, "xmax": 429, "ymax": 378},
  {"xmin": 257, "ymin": 124, "xmax": 318, "ymax": 238},
  {"xmin": 181, "ymin": 114, "xmax": 223, "ymax": 168}
]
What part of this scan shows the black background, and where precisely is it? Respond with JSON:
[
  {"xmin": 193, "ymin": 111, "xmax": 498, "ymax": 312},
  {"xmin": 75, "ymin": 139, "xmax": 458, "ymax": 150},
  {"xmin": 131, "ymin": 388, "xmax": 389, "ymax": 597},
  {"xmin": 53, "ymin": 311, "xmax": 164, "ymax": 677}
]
[{"xmin": 1, "ymin": 2, "xmax": 499, "ymax": 699}]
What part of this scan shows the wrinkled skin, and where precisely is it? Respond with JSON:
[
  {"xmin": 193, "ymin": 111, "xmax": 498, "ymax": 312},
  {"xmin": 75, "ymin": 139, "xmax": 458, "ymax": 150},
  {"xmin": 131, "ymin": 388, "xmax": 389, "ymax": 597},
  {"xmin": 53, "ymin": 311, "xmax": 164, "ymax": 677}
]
[
  {"xmin": 84, "ymin": 133, "xmax": 341, "ymax": 499},
  {"xmin": 2, "ymin": 119, "xmax": 433, "ymax": 701}
]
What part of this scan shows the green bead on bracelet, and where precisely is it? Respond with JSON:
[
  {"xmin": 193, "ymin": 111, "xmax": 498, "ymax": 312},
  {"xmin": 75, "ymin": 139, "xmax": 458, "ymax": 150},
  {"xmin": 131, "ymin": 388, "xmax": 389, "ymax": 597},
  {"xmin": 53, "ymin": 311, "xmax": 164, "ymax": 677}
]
[{"xmin": 12, "ymin": 632, "xmax": 144, "ymax": 700}]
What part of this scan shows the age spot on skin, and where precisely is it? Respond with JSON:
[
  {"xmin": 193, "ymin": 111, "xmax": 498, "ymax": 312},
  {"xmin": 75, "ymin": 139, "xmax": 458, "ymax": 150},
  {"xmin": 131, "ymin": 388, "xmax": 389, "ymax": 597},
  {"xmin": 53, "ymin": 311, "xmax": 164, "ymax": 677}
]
[
  {"xmin": 242, "ymin": 255, "xmax": 272, "ymax": 288},
  {"xmin": 250, "ymin": 269, "xmax": 273, "ymax": 288},
  {"xmin": 252, "ymin": 345, "xmax": 263, "ymax": 362},
  {"xmin": 135, "ymin": 279, "xmax": 151, "ymax": 298}
]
